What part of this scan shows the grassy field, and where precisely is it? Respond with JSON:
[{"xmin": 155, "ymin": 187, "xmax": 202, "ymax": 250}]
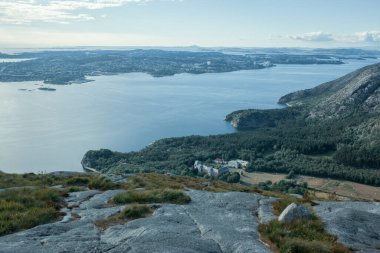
[
  {"xmin": 239, "ymin": 171, "xmax": 380, "ymax": 201},
  {"xmin": 0, "ymin": 172, "xmax": 121, "ymax": 236},
  {"xmin": 0, "ymin": 188, "xmax": 64, "ymax": 236},
  {"xmin": 298, "ymin": 175, "xmax": 380, "ymax": 201}
]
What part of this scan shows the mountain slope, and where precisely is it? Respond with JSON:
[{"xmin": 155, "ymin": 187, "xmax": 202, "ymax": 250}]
[{"xmin": 279, "ymin": 62, "xmax": 380, "ymax": 118}]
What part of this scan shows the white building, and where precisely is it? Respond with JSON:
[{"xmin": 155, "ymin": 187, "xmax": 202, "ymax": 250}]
[
  {"xmin": 227, "ymin": 159, "xmax": 249, "ymax": 169},
  {"xmin": 194, "ymin": 161, "xmax": 229, "ymax": 177}
]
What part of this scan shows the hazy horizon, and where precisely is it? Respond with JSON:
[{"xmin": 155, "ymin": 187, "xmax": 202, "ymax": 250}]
[{"xmin": 1, "ymin": 0, "xmax": 380, "ymax": 49}]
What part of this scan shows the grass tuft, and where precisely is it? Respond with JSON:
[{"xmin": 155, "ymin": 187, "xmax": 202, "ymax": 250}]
[
  {"xmin": 113, "ymin": 189, "xmax": 191, "ymax": 205},
  {"xmin": 95, "ymin": 204, "xmax": 152, "ymax": 229},
  {"xmin": 259, "ymin": 213, "xmax": 351, "ymax": 253},
  {"xmin": 123, "ymin": 204, "xmax": 152, "ymax": 219},
  {"xmin": 88, "ymin": 176, "xmax": 119, "ymax": 191}
]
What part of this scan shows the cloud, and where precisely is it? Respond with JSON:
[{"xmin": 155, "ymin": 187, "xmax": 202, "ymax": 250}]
[
  {"xmin": 341, "ymin": 31, "xmax": 380, "ymax": 43},
  {"xmin": 0, "ymin": 0, "xmax": 150, "ymax": 24},
  {"xmin": 289, "ymin": 32, "xmax": 334, "ymax": 42},
  {"xmin": 288, "ymin": 31, "xmax": 380, "ymax": 44}
]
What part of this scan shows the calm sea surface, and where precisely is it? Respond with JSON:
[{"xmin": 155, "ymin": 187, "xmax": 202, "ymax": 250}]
[{"xmin": 0, "ymin": 59, "xmax": 378, "ymax": 173}]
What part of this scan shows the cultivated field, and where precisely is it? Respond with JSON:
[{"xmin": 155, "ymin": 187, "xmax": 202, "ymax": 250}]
[{"xmin": 239, "ymin": 171, "xmax": 380, "ymax": 201}]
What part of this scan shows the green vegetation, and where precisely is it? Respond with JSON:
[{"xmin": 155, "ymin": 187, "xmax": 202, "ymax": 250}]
[
  {"xmin": 95, "ymin": 204, "xmax": 153, "ymax": 229},
  {"xmin": 123, "ymin": 204, "xmax": 152, "ymax": 219},
  {"xmin": 0, "ymin": 188, "xmax": 63, "ymax": 236},
  {"xmin": 0, "ymin": 172, "xmax": 123, "ymax": 236},
  {"xmin": 0, "ymin": 172, "xmax": 120, "ymax": 190},
  {"xmin": 218, "ymin": 171, "xmax": 241, "ymax": 183},
  {"xmin": 257, "ymin": 180, "xmax": 308, "ymax": 195},
  {"xmin": 260, "ymin": 196, "xmax": 350, "ymax": 253},
  {"xmin": 113, "ymin": 189, "xmax": 191, "ymax": 205},
  {"xmin": 87, "ymin": 176, "xmax": 119, "ymax": 190},
  {"xmin": 271, "ymin": 195, "xmax": 310, "ymax": 216},
  {"xmin": 82, "ymin": 121, "xmax": 380, "ymax": 186},
  {"xmin": 259, "ymin": 219, "xmax": 351, "ymax": 253},
  {"xmin": 122, "ymin": 173, "xmax": 258, "ymax": 193}
]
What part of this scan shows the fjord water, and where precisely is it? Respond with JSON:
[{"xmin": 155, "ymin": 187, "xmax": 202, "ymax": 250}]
[{"xmin": 0, "ymin": 59, "xmax": 378, "ymax": 173}]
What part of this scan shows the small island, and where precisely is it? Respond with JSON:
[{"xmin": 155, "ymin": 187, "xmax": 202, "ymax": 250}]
[{"xmin": 37, "ymin": 87, "xmax": 56, "ymax": 91}]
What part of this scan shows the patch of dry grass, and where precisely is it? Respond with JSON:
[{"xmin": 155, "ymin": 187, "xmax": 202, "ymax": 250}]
[
  {"xmin": 259, "ymin": 219, "xmax": 352, "ymax": 253},
  {"xmin": 113, "ymin": 189, "xmax": 191, "ymax": 205},
  {"xmin": 123, "ymin": 173, "xmax": 261, "ymax": 193},
  {"xmin": 95, "ymin": 204, "xmax": 153, "ymax": 230}
]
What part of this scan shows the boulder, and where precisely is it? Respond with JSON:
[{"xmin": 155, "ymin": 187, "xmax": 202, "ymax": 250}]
[{"xmin": 278, "ymin": 203, "xmax": 312, "ymax": 222}]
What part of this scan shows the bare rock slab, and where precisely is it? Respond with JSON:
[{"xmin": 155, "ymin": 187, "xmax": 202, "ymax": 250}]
[
  {"xmin": 314, "ymin": 201, "xmax": 380, "ymax": 253},
  {"xmin": 0, "ymin": 190, "xmax": 274, "ymax": 253}
]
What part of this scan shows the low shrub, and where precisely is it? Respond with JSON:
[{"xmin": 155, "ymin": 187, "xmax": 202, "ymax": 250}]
[
  {"xmin": 65, "ymin": 177, "xmax": 90, "ymax": 186},
  {"xmin": 123, "ymin": 204, "xmax": 152, "ymax": 219},
  {"xmin": 95, "ymin": 204, "xmax": 152, "ymax": 229},
  {"xmin": 88, "ymin": 176, "xmax": 119, "ymax": 191},
  {"xmin": 113, "ymin": 189, "xmax": 191, "ymax": 205},
  {"xmin": 67, "ymin": 186, "xmax": 87, "ymax": 192},
  {"xmin": 0, "ymin": 171, "xmax": 96, "ymax": 189}
]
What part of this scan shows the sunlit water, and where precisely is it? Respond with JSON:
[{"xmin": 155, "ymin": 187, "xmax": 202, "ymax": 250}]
[
  {"xmin": 0, "ymin": 58, "xmax": 34, "ymax": 63},
  {"xmin": 0, "ymin": 59, "xmax": 378, "ymax": 173}
]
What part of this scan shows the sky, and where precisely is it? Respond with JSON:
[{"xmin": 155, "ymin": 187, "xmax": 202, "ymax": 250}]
[{"xmin": 0, "ymin": 0, "xmax": 380, "ymax": 48}]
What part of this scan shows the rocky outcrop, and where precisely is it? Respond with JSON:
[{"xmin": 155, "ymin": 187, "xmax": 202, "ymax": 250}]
[
  {"xmin": 0, "ymin": 190, "xmax": 274, "ymax": 253},
  {"xmin": 258, "ymin": 198, "xmax": 277, "ymax": 224},
  {"xmin": 278, "ymin": 203, "xmax": 312, "ymax": 222},
  {"xmin": 314, "ymin": 201, "xmax": 380, "ymax": 253}
]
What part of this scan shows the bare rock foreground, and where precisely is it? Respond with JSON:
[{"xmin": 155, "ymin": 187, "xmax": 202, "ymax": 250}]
[
  {"xmin": 0, "ymin": 190, "xmax": 272, "ymax": 253},
  {"xmin": 0, "ymin": 188, "xmax": 379, "ymax": 253}
]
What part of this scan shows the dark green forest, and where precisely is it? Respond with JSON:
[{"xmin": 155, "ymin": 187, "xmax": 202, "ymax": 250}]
[{"xmin": 83, "ymin": 107, "xmax": 380, "ymax": 186}]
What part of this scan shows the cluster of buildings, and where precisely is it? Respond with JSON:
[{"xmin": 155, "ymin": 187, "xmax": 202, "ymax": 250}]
[{"xmin": 193, "ymin": 158, "xmax": 249, "ymax": 178}]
